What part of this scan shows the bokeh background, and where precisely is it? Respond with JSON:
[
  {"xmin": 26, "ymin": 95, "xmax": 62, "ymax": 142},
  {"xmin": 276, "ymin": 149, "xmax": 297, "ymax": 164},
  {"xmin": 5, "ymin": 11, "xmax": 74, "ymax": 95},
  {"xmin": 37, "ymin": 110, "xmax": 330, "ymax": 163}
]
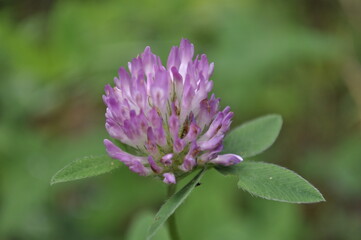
[{"xmin": 1, "ymin": 0, "xmax": 361, "ymax": 239}]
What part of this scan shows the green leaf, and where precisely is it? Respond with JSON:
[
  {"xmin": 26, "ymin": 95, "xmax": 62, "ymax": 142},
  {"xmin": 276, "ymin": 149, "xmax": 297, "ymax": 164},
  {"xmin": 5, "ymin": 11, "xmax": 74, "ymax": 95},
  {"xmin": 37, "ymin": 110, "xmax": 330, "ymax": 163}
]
[
  {"xmin": 216, "ymin": 162, "xmax": 325, "ymax": 203},
  {"xmin": 50, "ymin": 155, "xmax": 121, "ymax": 185},
  {"xmin": 223, "ymin": 114, "xmax": 282, "ymax": 158},
  {"xmin": 147, "ymin": 168, "xmax": 207, "ymax": 240}
]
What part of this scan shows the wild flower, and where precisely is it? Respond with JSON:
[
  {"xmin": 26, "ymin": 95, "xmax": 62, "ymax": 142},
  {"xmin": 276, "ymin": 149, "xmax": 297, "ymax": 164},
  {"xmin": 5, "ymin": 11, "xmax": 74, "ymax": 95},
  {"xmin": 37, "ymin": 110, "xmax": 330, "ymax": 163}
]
[{"xmin": 103, "ymin": 39, "xmax": 242, "ymax": 184}]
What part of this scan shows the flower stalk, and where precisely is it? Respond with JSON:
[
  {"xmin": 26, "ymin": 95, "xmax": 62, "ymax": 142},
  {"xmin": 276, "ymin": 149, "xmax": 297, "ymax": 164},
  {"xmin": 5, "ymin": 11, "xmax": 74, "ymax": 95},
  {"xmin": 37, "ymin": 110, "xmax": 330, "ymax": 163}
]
[{"xmin": 167, "ymin": 184, "xmax": 180, "ymax": 240}]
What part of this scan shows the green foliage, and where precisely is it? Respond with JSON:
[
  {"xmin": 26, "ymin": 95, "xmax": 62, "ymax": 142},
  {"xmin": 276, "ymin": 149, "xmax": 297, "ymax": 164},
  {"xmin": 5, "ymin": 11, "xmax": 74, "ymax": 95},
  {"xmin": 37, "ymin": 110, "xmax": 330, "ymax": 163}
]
[
  {"xmin": 147, "ymin": 169, "xmax": 206, "ymax": 240},
  {"xmin": 50, "ymin": 155, "xmax": 121, "ymax": 185},
  {"xmin": 217, "ymin": 162, "xmax": 325, "ymax": 203},
  {"xmin": 223, "ymin": 114, "xmax": 283, "ymax": 158},
  {"xmin": 126, "ymin": 212, "xmax": 169, "ymax": 240}
]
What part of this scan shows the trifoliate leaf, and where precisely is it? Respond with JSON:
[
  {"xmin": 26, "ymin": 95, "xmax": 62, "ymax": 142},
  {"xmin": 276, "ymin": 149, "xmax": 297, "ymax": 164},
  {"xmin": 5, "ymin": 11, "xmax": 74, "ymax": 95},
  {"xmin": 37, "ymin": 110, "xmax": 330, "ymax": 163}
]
[
  {"xmin": 216, "ymin": 162, "xmax": 325, "ymax": 203},
  {"xmin": 51, "ymin": 155, "xmax": 121, "ymax": 185},
  {"xmin": 223, "ymin": 114, "xmax": 282, "ymax": 158}
]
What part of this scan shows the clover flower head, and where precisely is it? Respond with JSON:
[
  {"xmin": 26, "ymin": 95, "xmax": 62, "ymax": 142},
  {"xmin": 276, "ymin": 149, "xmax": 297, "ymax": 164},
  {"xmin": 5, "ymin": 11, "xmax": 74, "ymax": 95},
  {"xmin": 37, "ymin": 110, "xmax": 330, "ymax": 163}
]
[{"xmin": 103, "ymin": 39, "xmax": 242, "ymax": 184}]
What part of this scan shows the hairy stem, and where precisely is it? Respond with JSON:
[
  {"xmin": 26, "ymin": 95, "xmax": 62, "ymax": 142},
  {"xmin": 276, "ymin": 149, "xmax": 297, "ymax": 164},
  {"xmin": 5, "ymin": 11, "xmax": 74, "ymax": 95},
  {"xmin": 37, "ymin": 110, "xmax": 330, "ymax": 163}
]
[{"xmin": 167, "ymin": 184, "xmax": 181, "ymax": 240}]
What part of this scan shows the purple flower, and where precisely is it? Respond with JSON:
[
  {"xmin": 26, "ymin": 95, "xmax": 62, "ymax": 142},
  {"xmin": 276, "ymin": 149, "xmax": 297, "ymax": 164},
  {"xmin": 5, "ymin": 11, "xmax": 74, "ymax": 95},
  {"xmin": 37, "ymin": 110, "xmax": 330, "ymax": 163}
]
[{"xmin": 103, "ymin": 39, "xmax": 242, "ymax": 184}]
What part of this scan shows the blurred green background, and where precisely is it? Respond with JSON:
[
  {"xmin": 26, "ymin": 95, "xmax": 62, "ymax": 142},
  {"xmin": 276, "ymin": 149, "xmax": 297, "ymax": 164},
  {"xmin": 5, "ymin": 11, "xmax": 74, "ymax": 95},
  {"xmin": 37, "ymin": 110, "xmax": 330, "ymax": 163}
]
[{"xmin": 1, "ymin": 0, "xmax": 361, "ymax": 239}]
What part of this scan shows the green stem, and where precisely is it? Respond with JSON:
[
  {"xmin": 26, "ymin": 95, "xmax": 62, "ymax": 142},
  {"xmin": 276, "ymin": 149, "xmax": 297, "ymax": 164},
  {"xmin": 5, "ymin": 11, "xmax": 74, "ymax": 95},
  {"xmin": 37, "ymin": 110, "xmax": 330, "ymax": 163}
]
[{"xmin": 167, "ymin": 184, "xmax": 181, "ymax": 240}]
